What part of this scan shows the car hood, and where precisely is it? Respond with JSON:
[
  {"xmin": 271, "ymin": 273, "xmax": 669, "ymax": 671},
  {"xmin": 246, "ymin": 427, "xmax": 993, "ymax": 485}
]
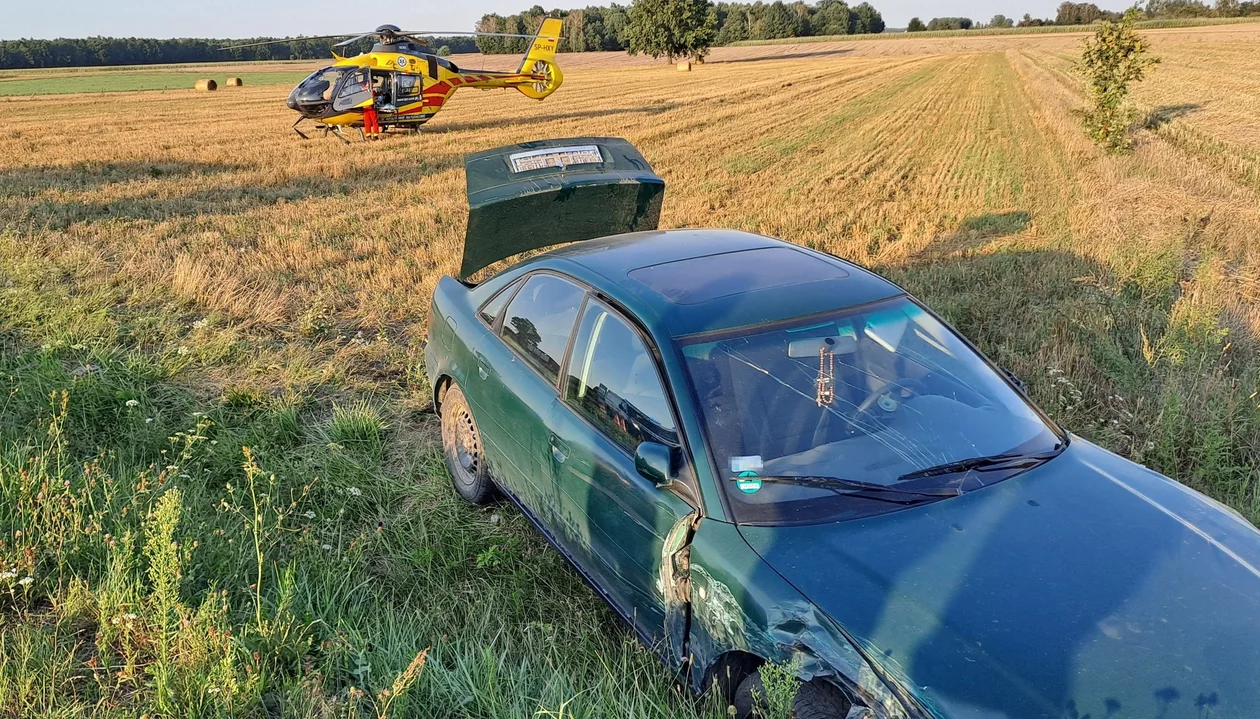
[{"xmin": 738, "ymin": 439, "xmax": 1260, "ymax": 719}]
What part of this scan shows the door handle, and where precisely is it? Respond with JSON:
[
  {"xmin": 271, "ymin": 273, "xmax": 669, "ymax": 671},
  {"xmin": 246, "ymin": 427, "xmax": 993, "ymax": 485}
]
[
  {"xmin": 473, "ymin": 351, "xmax": 490, "ymax": 380},
  {"xmin": 549, "ymin": 434, "xmax": 568, "ymax": 464}
]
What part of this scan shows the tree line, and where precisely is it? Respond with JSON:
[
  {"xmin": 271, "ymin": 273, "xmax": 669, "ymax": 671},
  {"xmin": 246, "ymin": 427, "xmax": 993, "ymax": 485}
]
[
  {"xmin": 0, "ymin": 35, "xmax": 480, "ymax": 70},
  {"xmin": 4, "ymin": 0, "xmax": 1254, "ymax": 70},
  {"xmin": 907, "ymin": 0, "xmax": 1260, "ymax": 33},
  {"xmin": 475, "ymin": 0, "xmax": 885, "ymax": 54}
]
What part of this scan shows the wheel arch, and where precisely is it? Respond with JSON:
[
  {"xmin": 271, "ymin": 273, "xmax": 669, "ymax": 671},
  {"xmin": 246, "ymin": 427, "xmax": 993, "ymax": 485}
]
[
  {"xmin": 433, "ymin": 373, "xmax": 454, "ymax": 413},
  {"xmin": 701, "ymin": 650, "xmax": 764, "ymax": 704}
]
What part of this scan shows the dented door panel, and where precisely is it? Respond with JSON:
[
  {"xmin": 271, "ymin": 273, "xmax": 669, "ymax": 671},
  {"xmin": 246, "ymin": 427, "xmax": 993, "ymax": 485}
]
[{"xmin": 545, "ymin": 399, "xmax": 697, "ymax": 660}]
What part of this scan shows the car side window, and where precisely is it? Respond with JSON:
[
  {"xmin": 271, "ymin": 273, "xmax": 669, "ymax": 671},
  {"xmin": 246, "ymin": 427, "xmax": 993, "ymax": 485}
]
[
  {"xmin": 500, "ymin": 274, "xmax": 586, "ymax": 384},
  {"xmin": 478, "ymin": 278, "xmax": 522, "ymax": 327},
  {"xmin": 564, "ymin": 302, "xmax": 679, "ymax": 453}
]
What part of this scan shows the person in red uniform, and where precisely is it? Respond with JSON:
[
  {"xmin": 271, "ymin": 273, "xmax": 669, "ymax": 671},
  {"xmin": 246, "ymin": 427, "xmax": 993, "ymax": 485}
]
[{"xmin": 362, "ymin": 74, "xmax": 381, "ymax": 139}]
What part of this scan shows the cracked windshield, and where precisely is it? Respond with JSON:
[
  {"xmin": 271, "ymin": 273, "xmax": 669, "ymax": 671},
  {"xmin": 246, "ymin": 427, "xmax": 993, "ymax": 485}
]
[{"xmin": 682, "ymin": 297, "xmax": 1063, "ymax": 524}]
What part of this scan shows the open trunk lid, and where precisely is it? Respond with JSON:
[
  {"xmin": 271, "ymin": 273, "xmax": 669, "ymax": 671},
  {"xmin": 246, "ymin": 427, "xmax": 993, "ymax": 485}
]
[{"xmin": 460, "ymin": 137, "xmax": 665, "ymax": 279}]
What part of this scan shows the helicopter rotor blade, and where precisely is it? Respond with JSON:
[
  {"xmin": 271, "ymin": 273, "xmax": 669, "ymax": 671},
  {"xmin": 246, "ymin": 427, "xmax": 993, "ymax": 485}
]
[
  {"xmin": 394, "ymin": 30, "xmax": 561, "ymax": 39},
  {"xmin": 220, "ymin": 34, "xmax": 374, "ymax": 50},
  {"xmin": 220, "ymin": 27, "xmax": 560, "ymax": 51},
  {"xmin": 332, "ymin": 33, "xmax": 377, "ymax": 48}
]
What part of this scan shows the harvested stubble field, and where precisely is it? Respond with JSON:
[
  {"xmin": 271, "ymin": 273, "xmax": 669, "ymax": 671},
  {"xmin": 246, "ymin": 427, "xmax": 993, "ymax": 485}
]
[{"xmin": 2, "ymin": 22, "xmax": 1260, "ymax": 717}]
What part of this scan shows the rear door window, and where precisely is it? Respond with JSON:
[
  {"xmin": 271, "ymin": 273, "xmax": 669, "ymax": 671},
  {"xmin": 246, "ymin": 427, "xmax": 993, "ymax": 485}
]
[
  {"xmin": 478, "ymin": 278, "xmax": 522, "ymax": 327},
  {"xmin": 500, "ymin": 274, "xmax": 586, "ymax": 384},
  {"xmin": 564, "ymin": 302, "xmax": 678, "ymax": 452}
]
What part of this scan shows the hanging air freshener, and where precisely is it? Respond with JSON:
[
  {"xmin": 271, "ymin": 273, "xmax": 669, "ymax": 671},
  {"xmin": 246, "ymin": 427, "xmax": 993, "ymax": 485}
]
[{"xmin": 816, "ymin": 346, "xmax": 835, "ymax": 406}]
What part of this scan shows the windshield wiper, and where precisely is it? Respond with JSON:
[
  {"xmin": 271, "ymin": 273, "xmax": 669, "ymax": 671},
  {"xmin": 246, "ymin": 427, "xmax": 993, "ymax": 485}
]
[
  {"xmin": 897, "ymin": 446, "xmax": 1063, "ymax": 483},
  {"xmin": 732, "ymin": 475, "xmax": 962, "ymax": 504}
]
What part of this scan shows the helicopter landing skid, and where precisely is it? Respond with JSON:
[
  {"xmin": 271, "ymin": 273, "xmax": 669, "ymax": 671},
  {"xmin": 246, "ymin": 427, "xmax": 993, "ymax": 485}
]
[
  {"xmin": 321, "ymin": 125, "xmax": 355, "ymax": 145},
  {"xmin": 292, "ymin": 117, "xmax": 310, "ymax": 140}
]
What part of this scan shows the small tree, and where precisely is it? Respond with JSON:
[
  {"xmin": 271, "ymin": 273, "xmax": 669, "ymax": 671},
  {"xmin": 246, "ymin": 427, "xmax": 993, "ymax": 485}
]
[
  {"xmin": 626, "ymin": 0, "xmax": 717, "ymax": 62},
  {"xmin": 907, "ymin": 16, "xmax": 926, "ymax": 31},
  {"xmin": 437, "ymin": 45, "xmax": 452, "ymax": 57},
  {"xmin": 1080, "ymin": 7, "xmax": 1159, "ymax": 151},
  {"xmin": 989, "ymin": 14, "xmax": 1014, "ymax": 27}
]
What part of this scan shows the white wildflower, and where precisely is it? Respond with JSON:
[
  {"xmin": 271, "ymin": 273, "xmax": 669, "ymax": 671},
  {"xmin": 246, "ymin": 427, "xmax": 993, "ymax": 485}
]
[
  {"xmin": 146, "ymin": 418, "xmax": 154, "ymax": 423},
  {"xmin": 322, "ymin": 544, "xmax": 333, "ymax": 551},
  {"xmin": 177, "ymin": 346, "xmax": 190, "ymax": 356},
  {"xmin": 303, "ymin": 511, "xmax": 316, "ymax": 519},
  {"xmin": 347, "ymin": 487, "xmax": 362, "ymax": 497},
  {"xmin": 125, "ymin": 399, "xmax": 139, "ymax": 408},
  {"xmin": 0, "ymin": 571, "xmax": 16, "ymax": 580},
  {"xmin": 192, "ymin": 319, "xmax": 209, "ymax": 329},
  {"xmin": 18, "ymin": 576, "xmax": 33, "ymax": 586}
]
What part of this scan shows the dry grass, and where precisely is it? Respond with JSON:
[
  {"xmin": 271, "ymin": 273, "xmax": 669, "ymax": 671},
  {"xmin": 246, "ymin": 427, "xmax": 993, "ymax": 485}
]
[
  {"xmin": 3, "ymin": 23, "xmax": 1260, "ymax": 716},
  {"xmin": 4, "ymin": 24, "xmax": 1259, "ymax": 359}
]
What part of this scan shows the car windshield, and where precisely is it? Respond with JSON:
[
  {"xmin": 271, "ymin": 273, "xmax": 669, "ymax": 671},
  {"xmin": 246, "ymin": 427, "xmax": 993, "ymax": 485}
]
[{"xmin": 681, "ymin": 296, "xmax": 1062, "ymax": 524}]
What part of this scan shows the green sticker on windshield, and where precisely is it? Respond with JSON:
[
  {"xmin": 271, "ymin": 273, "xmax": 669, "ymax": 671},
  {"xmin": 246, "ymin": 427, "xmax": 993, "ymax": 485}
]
[{"xmin": 736, "ymin": 471, "xmax": 762, "ymax": 494}]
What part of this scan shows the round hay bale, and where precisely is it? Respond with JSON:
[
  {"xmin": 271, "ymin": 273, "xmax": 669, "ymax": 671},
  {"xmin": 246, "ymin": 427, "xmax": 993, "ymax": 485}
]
[
  {"xmin": 194, "ymin": 79, "xmax": 218, "ymax": 92},
  {"xmin": 677, "ymin": 61, "xmax": 692, "ymax": 72},
  {"xmin": 225, "ymin": 77, "xmax": 243, "ymax": 87}
]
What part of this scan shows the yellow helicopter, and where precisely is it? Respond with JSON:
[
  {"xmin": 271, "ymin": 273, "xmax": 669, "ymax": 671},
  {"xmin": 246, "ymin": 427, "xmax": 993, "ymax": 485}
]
[{"xmin": 225, "ymin": 20, "xmax": 563, "ymax": 141}]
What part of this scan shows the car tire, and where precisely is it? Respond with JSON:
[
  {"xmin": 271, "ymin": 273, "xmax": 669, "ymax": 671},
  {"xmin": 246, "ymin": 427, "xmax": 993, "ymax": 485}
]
[
  {"xmin": 733, "ymin": 669, "xmax": 852, "ymax": 719},
  {"xmin": 440, "ymin": 384, "xmax": 497, "ymax": 505}
]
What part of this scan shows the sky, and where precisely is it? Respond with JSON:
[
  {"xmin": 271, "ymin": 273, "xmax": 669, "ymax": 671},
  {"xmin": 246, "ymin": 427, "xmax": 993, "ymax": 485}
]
[{"xmin": 3, "ymin": 0, "xmax": 1142, "ymax": 40}]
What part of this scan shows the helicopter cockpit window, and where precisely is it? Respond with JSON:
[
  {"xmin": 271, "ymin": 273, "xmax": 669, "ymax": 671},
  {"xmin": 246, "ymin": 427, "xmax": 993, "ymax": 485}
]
[
  {"xmin": 332, "ymin": 68, "xmax": 373, "ymax": 112},
  {"xmin": 291, "ymin": 67, "xmax": 346, "ymax": 107}
]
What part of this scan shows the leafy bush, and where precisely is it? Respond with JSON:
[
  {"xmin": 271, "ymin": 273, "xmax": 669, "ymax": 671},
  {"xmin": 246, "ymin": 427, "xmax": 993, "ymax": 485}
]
[{"xmin": 1080, "ymin": 7, "xmax": 1159, "ymax": 151}]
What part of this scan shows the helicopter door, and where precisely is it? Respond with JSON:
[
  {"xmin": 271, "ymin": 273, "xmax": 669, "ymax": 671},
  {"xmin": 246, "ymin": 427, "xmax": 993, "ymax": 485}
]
[
  {"xmin": 332, "ymin": 68, "xmax": 372, "ymax": 112},
  {"xmin": 370, "ymin": 71, "xmax": 397, "ymax": 116}
]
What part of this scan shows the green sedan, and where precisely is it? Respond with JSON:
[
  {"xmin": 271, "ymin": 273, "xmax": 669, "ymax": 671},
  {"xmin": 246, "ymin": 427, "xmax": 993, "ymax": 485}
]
[{"xmin": 425, "ymin": 139, "xmax": 1260, "ymax": 718}]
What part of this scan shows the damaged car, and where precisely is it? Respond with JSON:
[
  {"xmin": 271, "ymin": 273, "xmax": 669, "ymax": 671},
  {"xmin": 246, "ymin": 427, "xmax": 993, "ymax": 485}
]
[{"xmin": 425, "ymin": 138, "xmax": 1260, "ymax": 718}]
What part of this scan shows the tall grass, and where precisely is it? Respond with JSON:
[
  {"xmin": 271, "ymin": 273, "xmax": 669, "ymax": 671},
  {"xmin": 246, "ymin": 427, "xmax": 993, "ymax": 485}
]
[{"xmin": 0, "ymin": 345, "xmax": 722, "ymax": 717}]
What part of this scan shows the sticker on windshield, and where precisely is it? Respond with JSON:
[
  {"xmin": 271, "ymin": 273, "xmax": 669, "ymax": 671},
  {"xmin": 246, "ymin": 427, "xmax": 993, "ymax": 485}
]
[
  {"xmin": 730, "ymin": 455, "xmax": 763, "ymax": 473},
  {"xmin": 736, "ymin": 471, "xmax": 763, "ymax": 494}
]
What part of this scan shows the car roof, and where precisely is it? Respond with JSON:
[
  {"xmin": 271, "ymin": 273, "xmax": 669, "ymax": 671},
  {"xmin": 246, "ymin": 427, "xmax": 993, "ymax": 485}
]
[{"xmin": 528, "ymin": 229, "xmax": 905, "ymax": 337}]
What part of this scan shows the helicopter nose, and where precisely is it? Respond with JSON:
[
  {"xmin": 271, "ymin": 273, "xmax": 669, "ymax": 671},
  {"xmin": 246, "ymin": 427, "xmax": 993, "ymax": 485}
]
[{"xmin": 286, "ymin": 96, "xmax": 299, "ymax": 111}]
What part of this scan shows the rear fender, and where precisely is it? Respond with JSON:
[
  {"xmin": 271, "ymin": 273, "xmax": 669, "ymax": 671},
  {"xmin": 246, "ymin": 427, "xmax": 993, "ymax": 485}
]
[{"xmin": 426, "ymin": 275, "xmax": 486, "ymax": 411}]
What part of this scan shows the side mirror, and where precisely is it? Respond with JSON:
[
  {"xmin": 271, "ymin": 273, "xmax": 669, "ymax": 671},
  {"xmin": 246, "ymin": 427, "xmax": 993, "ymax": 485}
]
[
  {"xmin": 635, "ymin": 441, "xmax": 676, "ymax": 488},
  {"xmin": 1003, "ymin": 367, "xmax": 1026, "ymax": 393}
]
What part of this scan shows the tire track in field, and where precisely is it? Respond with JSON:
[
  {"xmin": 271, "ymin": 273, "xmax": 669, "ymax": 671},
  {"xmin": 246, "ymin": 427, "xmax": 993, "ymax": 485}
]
[
  {"xmin": 684, "ymin": 50, "xmax": 1083, "ymax": 266},
  {"xmin": 644, "ymin": 56, "xmax": 946, "ymax": 225}
]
